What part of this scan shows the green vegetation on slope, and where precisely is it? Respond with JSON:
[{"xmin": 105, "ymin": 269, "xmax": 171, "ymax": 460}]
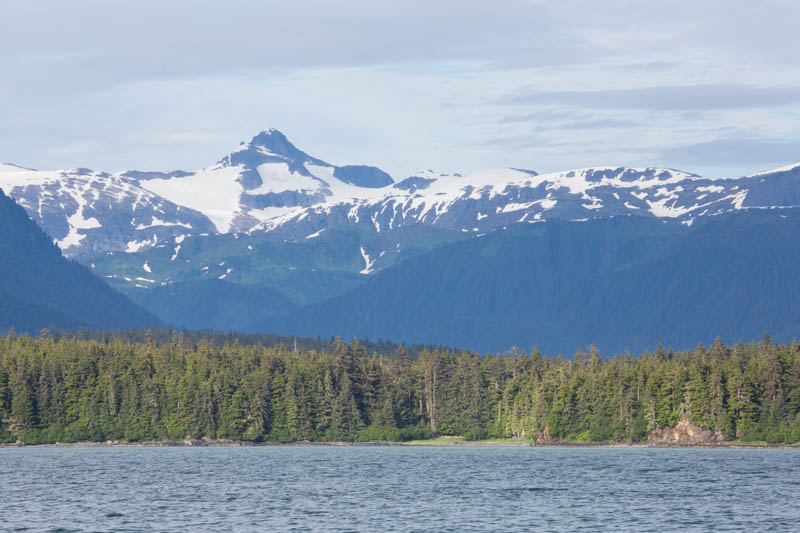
[
  {"xmin": 1, "ymin": 331, "xmax": 799, "ymax": 445},
  {"xmin": 89, "ymin": 209, "xmax": 800, "ymax": 355},
  {"xmin": 272, "ymin": 210, "xmax": 800, "ymax": 354}
]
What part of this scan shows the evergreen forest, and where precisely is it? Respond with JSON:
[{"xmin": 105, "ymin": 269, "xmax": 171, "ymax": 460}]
[{"xmin": 1, "ymin": 331, "xmax": 799, "ymax": 445}]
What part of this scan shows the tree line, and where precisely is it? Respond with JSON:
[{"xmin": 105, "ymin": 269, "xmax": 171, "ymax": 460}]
[{"xmin": 1, "ymin": 331, "xmax": 799, "ymax": 444}]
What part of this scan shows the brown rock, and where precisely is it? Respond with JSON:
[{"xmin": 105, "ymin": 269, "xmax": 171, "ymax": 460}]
[{"xmin": 648, "ymin": 419, "xmax": 724, "ymax": 445}]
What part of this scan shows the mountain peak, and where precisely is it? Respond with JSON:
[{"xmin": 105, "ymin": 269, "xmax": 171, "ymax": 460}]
[
  {"xmin": 224, "ymin": 129, "xmax": 327, "ymax": 171},
  {"xmin": 246, "ymin": 129, "xmax": 305, "ymax": 159},
  {"xmin": 250, "ymin": 128, "xmax": 288, "ymax": 146}
]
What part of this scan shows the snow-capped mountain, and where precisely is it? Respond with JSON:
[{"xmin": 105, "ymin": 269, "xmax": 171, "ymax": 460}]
[
  {"xmin": 0, "ymin": 129, "xmax": 394, "ymax": 257},
  {"xmin": 260, "ymin": 166, "xmax": 747, "ymax": 242},
  {"xmin": 1, "ymin": 129, "xmax": 799, "ymax": 260},
  {"xmin": 0, "ymin": 163, "xmax": 215, "ymax": 257},
  {"xmin": 122, "ymin": 129, "xmax": 394, "ymax": 235},
  {"xmin": 3, "ymin": 129, "xmax": 800, "ymax": 353}
]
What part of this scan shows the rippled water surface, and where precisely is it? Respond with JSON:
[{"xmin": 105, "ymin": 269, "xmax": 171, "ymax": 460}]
[{"xmin": 1, "ymin": 445, "xmax": 799, "ymax": 532}]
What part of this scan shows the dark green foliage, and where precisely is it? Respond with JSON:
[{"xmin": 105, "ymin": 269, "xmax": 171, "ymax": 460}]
[
  {"xmin": 57, "ymin": 328, "xmax": 444, "ymax": 362},
  {"xmin": 1, "ymin": 332, "xmax": 800, "ymax": 445}
]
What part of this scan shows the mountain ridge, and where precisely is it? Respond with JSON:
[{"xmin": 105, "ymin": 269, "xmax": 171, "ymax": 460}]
[
  {"xmin": 2, "ymin": 129, "xmax": 798, "ymax": 262},
  {"xmin": 1, "ymin": 130, "xmax": 799, "ymax": 353}
]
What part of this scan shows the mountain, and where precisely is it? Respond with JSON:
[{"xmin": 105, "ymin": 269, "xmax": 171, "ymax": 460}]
[
  {"xmin": 0, "ymin": 163, "xmax": 216, "ymax": 259},
  {"xmin": 0, "ymin": 189, "xmax": 162, "ymax": 333},
  {"xmin": 1, "ymin": 129, "xmax": 799, "ymax": 353},
  {"xmin": 0, "ymin": 129, "xmax": 395, "ymax": 259},
  {"xmin": 266, "ymin": 209, "xmax": 800, "ymax": 354},
  {"xmin": 5, "ymin": 130, "xmax": 797, "ymax": 263}
]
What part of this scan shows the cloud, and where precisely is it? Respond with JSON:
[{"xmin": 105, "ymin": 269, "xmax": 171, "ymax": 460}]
[
  {"xmin": 122, "ymin": 131, "xmax": 229, "ymax": 147},
  {"xmin": 3, "ymin": 1, "xmax": 800, "ymax": 179},
  {"xmin": 46, "ymin": 141, "xmax": 105, "ymax": 158},
  {"xmin": 502, "ymin": 84, "xmax": 800, "ymax": 111},
  {"xmin": 500, "ymin": 110, "xmax": 586, "ymax": 124},
  {"xmin": 0, "ymin": 0, "xmax": 569, "ymax": 85},
  {"xmin": 660, "ymin": 138, "xmax": 800, "ymax": 167}
]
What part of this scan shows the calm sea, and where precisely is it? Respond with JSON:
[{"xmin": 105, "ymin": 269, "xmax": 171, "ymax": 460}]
[{"xmin": 1, "ymin": 445, "xmax": 798, "ymax": 532}]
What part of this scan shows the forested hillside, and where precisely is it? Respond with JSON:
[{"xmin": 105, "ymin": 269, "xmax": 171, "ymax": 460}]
[
  {"xmin": 1, "ymin": 331, "xmax": 798, "ymax": 445},
  {"xmin": 0, "ymin": 190, "xmax": 162, "ymax": 333},
  {"xmin": 273, "ymin": 209, "xmax": 800, "ymax": 354}
]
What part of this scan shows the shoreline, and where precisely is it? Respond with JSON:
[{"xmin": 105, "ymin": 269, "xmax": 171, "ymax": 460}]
[{"xmin": 2, "ymin": 439, "xmax": 798, "ymax": 450}]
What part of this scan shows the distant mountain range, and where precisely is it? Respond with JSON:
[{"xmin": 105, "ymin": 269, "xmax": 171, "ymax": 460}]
[{"xmin": 1, "ymin": 129, "xmax": 799, "ymax": 353}]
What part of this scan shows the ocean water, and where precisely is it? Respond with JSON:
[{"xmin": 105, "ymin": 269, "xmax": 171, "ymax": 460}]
[{"xmin": 1, "ymin": 445, "xmax": 798, "ymax": 532}]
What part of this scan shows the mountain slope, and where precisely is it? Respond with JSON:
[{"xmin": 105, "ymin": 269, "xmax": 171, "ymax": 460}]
[
  {"xmin": 0, "ymin": 163, "xmax": 216, "ymax": 259},
  {"xmin": 1, "ymin": 129, "xmax": 799, "ymax": 354},
  {"xmin": 268, "ymin": 209, "xmax": 800, "ymax": 354},
  {"xmin": 0, "ymin": 189, "xmax": 161, "ymax": 333}
]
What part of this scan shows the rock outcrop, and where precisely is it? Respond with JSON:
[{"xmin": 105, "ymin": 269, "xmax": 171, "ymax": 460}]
[{"xmin": 648, "ymin": 419, "xmax": 724, "ymax": 445}]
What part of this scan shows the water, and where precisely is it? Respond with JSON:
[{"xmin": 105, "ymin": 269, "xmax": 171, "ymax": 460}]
[{"xmin": 1, "ymin": 446, "xmax": 798, "ymax": 532}]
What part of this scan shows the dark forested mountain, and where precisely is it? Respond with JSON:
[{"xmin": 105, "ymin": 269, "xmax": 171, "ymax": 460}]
[
  {"xmin": 0, "ymin": 189, "xmax": 161, "ymax": 333},
  {"xmin": 270, "ymin": 209, "xmax": 800, "ymax": 354}
]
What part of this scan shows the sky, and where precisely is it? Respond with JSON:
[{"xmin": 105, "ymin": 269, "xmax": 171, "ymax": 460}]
[{"xmin": 2, "ymin": 0, "xmax": 800, "ymax": 180}]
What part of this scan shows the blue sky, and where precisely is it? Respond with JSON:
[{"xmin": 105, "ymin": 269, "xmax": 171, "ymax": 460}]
[{"xmin": 2, "ymin": 0, "xmax": 799, "ymax": 179}]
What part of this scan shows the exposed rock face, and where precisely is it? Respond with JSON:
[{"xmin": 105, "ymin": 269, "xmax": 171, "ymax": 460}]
[{"xmin": 648, "ymin": 419, "xmax": 724, "ymax": 445}]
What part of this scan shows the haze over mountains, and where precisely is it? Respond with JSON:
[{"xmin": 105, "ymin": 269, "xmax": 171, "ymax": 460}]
[{"xmin": 1, "ymin": 129, "xmax": 799, "ymax": 353}]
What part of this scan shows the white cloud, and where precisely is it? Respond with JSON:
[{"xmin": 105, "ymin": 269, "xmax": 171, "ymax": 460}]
[
  {"xmin": 46, "ymin": 140, "xmax": 105, "ymax": 157},
  {"xmin": 121, "ymin": 131, "xmax": 230, "ymax": 147},
  {"xmin": 2, "ymin": 1, "xmax": 800, "ymax": 179}
]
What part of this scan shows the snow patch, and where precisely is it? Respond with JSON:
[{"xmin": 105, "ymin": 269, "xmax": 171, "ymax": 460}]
[
  {"xmin": 696, "ymin": 185, "xmax": 725, "ymax": 194},
  {"xmin": 135, "ymin": 217, "xmax": 191, "ymax": 230},
  {"xmin": 139, "ymin": 165, "xmax": 243, "ymax": 233},
  {"xmin": 305, "ymin": 228, "xmax": 326, "ymax": 239},
  {"xmin": 359, "ymin": 246, "xmax": 376, "ymax": 275},
  {"xmin": 731, "ymin": 190, "xmax": 748, "ymax": 209},
  {"xmin": 126, "ymin": 234, "xmax": 158, "ymax": 253},
  {"xmin": 55, "ymin": 191, "xmax": 102, "ymax": 250},
  {"xmin": 249, "ymin": 162, "xmax": 323, "ymax": 195}
]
